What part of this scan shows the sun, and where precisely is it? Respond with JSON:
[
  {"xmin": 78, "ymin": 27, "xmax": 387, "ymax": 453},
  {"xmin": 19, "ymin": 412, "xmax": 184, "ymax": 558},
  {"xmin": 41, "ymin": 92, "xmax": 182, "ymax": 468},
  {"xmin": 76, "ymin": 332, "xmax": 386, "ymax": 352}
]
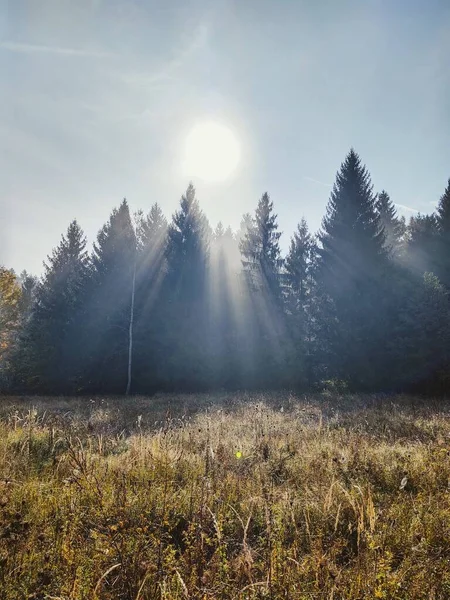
[{"xmin": 183, "ymin": 121, "xmax": 240, "ymax": 183}]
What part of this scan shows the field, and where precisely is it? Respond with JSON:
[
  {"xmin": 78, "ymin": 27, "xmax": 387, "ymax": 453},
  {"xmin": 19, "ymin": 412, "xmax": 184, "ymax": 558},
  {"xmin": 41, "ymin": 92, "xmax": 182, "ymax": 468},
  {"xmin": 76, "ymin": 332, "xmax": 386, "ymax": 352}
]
[{"xmin": 0, "ymin": 392, "xmax": 450, "ymax": 599}]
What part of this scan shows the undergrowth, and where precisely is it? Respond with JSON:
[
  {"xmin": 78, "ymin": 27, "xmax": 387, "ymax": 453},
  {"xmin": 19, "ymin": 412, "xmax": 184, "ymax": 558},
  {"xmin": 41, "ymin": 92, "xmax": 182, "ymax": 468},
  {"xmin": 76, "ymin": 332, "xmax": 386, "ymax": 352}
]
[{"xmin": 0, "ymin": 392, "xmax": 449, "ymax": 599}]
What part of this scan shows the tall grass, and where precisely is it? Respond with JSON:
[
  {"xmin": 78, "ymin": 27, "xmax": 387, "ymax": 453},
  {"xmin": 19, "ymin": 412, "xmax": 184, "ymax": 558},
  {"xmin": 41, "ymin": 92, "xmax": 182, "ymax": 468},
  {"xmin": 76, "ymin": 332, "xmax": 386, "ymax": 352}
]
[{"xmin": 0, "ymin": 392, "xmax": 449, "ymax": 599}]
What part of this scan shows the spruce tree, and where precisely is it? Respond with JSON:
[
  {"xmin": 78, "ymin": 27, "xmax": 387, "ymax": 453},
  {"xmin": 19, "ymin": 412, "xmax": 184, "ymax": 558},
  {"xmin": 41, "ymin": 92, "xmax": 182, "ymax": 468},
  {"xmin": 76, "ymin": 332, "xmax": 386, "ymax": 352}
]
[
  {"xmin": 15, "ymin": 221, "xmax": 90, "ymax": 392},
  {"xmin": 213, "ymin": 221, "xmax": 225, "ymax": 242},
  {"xmin": 18, "ymin": 271, "xmax": 37, "ymax": 318},
  {"xmin": 316, "ymin": 149, "xmax": 390, "ymax": 388},
  {"xmin": 239, "ymin": 193, "xmax": 287, "ymax": 386},
  {"xmin": 208, "ymin": 223, "xmax": 242, "ymax": 387},
  {"xmin": 284, "ymin": 218, "xmax": 317, "ymax": 386},
  {"xmin": 85, "ymin": 200, "xmax": 136, "ymax": 393},
  {"xmin": 133, "ymin": 203, "xmax": 168, "ymax": 392},
  {"xmin": 390, "ymin": 272, "xmax": 450, "ymax": 391},
  {"xmin": 404, "ymin": 213, "xmax": 439, "ymax": 276},
  {"xmin": 240, "ymin": 193, "xmax": 283, "ymax": 297},
  {"xmin": 435, "ymin": 179, "xmax": 450, "ymax": 289},
  {"xmin": 162, "ymin": 184, "xmax": 211, "ymax": 388},
  {"xmin": 376, "ymin": 190, "xmax": 406, "ymax": 257}
]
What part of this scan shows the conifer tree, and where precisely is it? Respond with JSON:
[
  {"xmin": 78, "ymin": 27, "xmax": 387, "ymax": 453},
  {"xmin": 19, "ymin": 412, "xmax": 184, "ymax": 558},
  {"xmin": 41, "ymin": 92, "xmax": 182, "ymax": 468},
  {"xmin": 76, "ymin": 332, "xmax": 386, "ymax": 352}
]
[
  {"xmin": 240, "ymin": 193, "xmax": 283, "ymax": 297},
  {"xmin": 15, "ymin": 221, "xmax": 90, "ymax": 392},
  {"xmin": 390, "ymin": 272, "xmax": 450, "ymax": 391},
  {"xmin": 284, "ymin": 218, "xmax": 317, "ymax": 386},
  {"xmin": 404, "ymin": 213, "xmax": 439, "ymax": 276},
  {"xmin": 376, "ymin": 190, "xmax": 406, "ymax": 257},
  {"xmin": 162, "ymin": 184, "xmax": 211, "ymax": 388},
  {"xmin": 208, "ymin": 223, "xmax": 242, "ymax": 387},
  {"xmin": 213, "ymin": 221, "xmax": 225, "ymax": 242},
  {"xmin": 316, "ymin": 149, "xmax": 390, "ymax": 388},
  {"xmin": 236, "ymin": 213, "xmax": 253, "ymax": 249},
  {"xmin": 239, "ymin": 193, "xmax": 287, "ymax": 386},
  {"xmin": 18, "ymin": 271, "xmax": 37, "ymax": 318},
  {"xmin": 85, "ymin": 200, "xmax": 136, "ymax": 393},
  {"xmin": 435, "ymin": 179, "xmax": 450, "ymax": 289},
  {"xmin": 133, "ymin": 203, "xmax": 168, "ymax": 392}
]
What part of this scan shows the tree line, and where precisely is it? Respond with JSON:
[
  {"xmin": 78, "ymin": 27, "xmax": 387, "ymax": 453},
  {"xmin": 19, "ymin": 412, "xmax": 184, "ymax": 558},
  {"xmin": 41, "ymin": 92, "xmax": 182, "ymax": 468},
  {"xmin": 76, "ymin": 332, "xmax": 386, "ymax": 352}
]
[{"xmin": 1, "ymin": 149, "xmax": 450, "ymax": 395}]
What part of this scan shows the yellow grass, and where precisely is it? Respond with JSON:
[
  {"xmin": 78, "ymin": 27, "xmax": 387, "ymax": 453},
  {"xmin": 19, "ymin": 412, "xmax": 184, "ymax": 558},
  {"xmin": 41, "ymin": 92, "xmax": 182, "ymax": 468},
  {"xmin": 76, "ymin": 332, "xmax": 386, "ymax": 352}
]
[{"xmin": 0, "ymin": 392, "xmax": 449, "ymax": 599}]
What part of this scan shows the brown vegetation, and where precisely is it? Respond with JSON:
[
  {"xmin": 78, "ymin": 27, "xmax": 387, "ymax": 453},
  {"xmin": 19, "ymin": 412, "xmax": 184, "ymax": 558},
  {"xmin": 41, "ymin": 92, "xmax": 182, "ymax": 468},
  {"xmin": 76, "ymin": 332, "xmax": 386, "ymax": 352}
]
[{"xmin": 0, "ymin": 392, "xmax": 449, "ymax": 599}]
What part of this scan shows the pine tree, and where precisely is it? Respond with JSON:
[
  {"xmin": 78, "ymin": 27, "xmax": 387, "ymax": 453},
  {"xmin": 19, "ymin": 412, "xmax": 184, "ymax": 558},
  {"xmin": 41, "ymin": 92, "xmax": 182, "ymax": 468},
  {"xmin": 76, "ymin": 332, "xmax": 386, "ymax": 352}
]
[
  {"xmin": 284, "ymin": 218, "xmax": 317, "ymax": 386},
  {"xmin": 18, "ymin": 271, "xmax": 37, "ymax": 318},
  {"xmin": 162, "ymin": 184, "xmax": 211, "ymax": 388},
  {"xmin": 240, "ymin": 193, "xmax": 283, "ymax": 297},
  {"xmin": 208, "ymin": 223, "xmax": 242, "ymax": 387},
  {"xmin": 85, "ymin": 200, "xmax": 136, "ymax": 393},
  {"xmin": 404, "ymin": 213, "xmax": 439, "ymax": 276},
  {"xmin": 389, "ymin": 271, "xmax": 450, "ymax": 391},
  {"xmin": 15, "ymin": 221, "xmax": 90, "ymax": 392},
  {"xmin": 135, "ymin": 203, "xmax": 167, "ymax": 255},
  {"xmin": 316, "ymin": 149, "xmax": 390, "ymax": 388},
  {"xmin": 133, "ymin": 203, "xmax": 168, "ymax": 392},
  {"xmin": 435, "ymin": 179, "xmax": 450, "ymax": 289},
  {"xmin": 236, "ymin": 213, "xmax": 253, "ymax": 248},
  {"xmin": 376, "ymin": 190, "xmax": 406, "ymax": 257},
  {"xmin": 213, "ymin": 221, "xmax": 225, "ymax": 242},
  {"xmin": 285, "ymin": 218, "xmax": 315, "ymax": 307},
  {"xmin": 239, "ymin": 193, "xmax": 287, "ymax": 386}
]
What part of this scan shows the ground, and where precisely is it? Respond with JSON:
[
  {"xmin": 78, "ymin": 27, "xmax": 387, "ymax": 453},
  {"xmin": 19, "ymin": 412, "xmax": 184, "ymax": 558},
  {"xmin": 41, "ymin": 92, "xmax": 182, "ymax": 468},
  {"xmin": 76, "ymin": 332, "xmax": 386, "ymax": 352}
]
[{"xmin": 0, "ymin": 392, "xmax": 449, "ymax": 599}]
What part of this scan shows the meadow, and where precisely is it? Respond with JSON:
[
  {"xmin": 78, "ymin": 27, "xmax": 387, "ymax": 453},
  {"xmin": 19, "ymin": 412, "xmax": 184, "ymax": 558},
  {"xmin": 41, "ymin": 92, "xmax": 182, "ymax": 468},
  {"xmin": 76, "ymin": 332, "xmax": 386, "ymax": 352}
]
[{"xmin": 0, "ymin": 392, "xmax": 449, "ymax": 599}]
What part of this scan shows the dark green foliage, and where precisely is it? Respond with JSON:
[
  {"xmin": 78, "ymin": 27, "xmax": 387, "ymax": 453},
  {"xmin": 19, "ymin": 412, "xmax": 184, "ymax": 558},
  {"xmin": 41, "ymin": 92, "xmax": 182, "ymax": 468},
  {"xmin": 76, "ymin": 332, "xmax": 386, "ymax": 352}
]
[
  {"xmin": 283, "ymin": 218, "xmax": 317, "ymax": 386},
  {"xmin": 239, "ymin": 193, "xmax": 289, "ymax": 387},
  {"xmin": 240, "ymin": 192, "xmax": 283, "ymax": 298},
  {"xmin": 84, "ymin": 200, "xmax": 136, "ymax": 393},
  {"xmin": 316, "ymin": 149, "xmax": 391, "ymax": 389},
  {"xmin": 7, "ymin": 152, "xmax": 450, "ymax": 396},
  {"xmin": 404, "ymin": 213, "xmax": 439, "ymax": 276},
  {"xmin": 133, "ymin": 203, "xmax": 168, "ymax": 392},
  {"xmin": 435, "ymin": 180, "xmax": 450, "ymax": 289},
  {"xmin": 208, "ymin": 223, "xmax": 242, "ymax": 388},
  {"xmin": 388, "ymin": 272, "xmax": 450, "ymax": 392},
  {"xmin": 14, "ymin": 221, "xmax": 90, "ymax": 392},
  {"xmin": 376, "ymin": 190, "xmax": 406, "ymax": 257},
  {"xmin": 18, "ymin": 271, "xmax": 38, "ymax": 318},
  {"xmin": 162, "ymin": 184, "xmax": 211, "ymax": 389}
]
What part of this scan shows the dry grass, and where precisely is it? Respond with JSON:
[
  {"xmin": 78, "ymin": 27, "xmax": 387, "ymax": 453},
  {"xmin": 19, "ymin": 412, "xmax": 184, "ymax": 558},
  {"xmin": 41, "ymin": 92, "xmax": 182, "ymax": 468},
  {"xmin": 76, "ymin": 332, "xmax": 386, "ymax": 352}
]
[{"xmin": 0, "ymin": 392, "xmax": 450, "ymax": 599}]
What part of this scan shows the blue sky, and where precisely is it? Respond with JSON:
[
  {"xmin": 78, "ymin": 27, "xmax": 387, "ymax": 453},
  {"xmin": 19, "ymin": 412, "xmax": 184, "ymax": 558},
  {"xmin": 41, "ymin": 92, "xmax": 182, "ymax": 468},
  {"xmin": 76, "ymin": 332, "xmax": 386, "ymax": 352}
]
[{"xmin": 1, "ymin": 0, "xmax": 450, "ymax": 274}]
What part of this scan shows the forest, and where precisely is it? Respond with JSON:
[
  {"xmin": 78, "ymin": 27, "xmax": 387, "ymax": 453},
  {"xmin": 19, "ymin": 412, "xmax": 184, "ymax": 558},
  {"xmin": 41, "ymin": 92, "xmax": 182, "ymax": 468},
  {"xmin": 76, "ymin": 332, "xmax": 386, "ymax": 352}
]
[{"xmin": 1, "ymin": 148, "xmax": 450, "ymax": 396}]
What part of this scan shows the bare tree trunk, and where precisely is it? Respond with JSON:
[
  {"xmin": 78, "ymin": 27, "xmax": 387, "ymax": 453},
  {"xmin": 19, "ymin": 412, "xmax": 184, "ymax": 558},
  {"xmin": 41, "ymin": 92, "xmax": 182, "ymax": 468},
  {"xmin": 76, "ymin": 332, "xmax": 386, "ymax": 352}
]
[{"xmin": 126, "ymin": 261, "xmax": 136, "ymax": 395}]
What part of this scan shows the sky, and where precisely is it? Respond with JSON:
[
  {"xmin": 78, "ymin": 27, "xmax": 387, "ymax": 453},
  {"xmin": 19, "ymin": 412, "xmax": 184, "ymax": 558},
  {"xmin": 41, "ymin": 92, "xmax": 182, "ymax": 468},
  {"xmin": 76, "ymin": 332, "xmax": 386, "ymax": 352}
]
[{"xmin": 1, "ymin": 0, "xmax": 450, "ymax": 275}]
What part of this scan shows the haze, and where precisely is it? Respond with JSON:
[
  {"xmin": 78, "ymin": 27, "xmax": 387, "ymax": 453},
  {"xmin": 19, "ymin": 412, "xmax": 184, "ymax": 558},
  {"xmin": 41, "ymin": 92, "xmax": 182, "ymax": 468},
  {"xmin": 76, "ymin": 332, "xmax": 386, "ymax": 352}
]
[{"xmin": 1, "ymin": 0, "xmax": 450, "ymax": 274}]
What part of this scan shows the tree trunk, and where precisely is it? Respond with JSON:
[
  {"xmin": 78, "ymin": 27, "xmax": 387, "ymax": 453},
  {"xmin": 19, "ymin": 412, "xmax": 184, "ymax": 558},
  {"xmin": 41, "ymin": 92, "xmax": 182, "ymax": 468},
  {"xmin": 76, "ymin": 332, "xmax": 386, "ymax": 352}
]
[{"xmin": 126, "ymin": 261, "xmax": 136, "ymax": 395}]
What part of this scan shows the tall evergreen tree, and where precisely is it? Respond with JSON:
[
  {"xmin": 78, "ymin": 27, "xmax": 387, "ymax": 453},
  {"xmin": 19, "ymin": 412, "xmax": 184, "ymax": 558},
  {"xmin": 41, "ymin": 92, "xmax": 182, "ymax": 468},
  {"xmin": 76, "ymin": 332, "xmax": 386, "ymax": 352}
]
[
  {"xmin": 435, "ymin": 179, "xmax": 450, "ymax": 289},
  {"xmin": 133, "ymin": 203, "xmax": 168, "ymax": 392},
  {"xmin": 208, "ymin": 223, "xmax": 242, "ymax": 387},
  {"xmin": 284, "ymin": 218, "xmax": 317, "ymax": 386},
  {"xmin": 18, "ymin": 271, "xmax": 37, "ymax": 318},
  {"xmin": 236, "ymin": 213, "xmax": 253, "ymax": 249},
  {"xmin": 376, "ymin": 190, "xmax": 406, "ymax": 257},
  {"xmin": 162, "ymin": 184, "xmax": 211, "ymax": 388},
  {"xmin": 84, "ymin": 200, "xmax": 136, "ymax": 393},
  {"xmin": 316, "ymin": 149, "xmax": 390, "ymax": 388},
  {"xmin": 404, "ymin": 213, "xmax": 439, "ymax": 276},
  {"xmin": 213, "ymin": 221, "xmax": 225, "ymax": 242},
  {"xmin": 389, "ymin": 271, "xmax": 450, "ymax": 392},
  {"xmin": 14, "ymin": 221, "xmax": 90, "ymax": 392},
  {"xmin": 239, "ymin": 193, "xmax": 287, "ymax": 386},
  {"xmin": 240, "ymin": 193, "xmax": 283, "ymax": 297}
]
